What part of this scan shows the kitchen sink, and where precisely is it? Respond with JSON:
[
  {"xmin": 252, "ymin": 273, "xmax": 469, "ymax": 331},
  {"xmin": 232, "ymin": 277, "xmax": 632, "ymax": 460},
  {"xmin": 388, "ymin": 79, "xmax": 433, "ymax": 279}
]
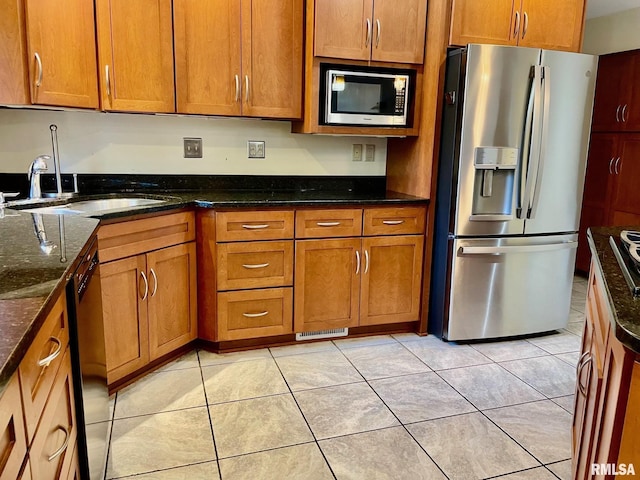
[{"xmin": 13, "ymin": 196, "xmax": 171, "ymax": 216}]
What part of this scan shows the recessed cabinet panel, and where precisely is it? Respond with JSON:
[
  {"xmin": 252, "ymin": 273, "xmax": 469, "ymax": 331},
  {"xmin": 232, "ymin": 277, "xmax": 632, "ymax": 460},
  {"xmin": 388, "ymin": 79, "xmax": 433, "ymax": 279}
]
[
  {"xmin": 518, "ymin": 0, "xmax": 585, "ymax": 51},
  {"xmin": 0, "ymin": 0, "xmax": 29, "ymax": 105},
  {"xmin": 370, "ymin": 0, "xmax": 427, "ymax": 64},
  {"xmin": 450, "ymin": 0, "xmax": 517, "ymax": 47},
  {"xmin": 0, "ymin": 375, "xmax": 27, "ymax": 480},
  {"xmin": 174, "ymin": 0, "xmax": 242, "ymax": 115},
  {"xmin": 24, "ymin": 0, "xmax": 99, "ymax": 108},
  {"xmin": 96, "ymin": 0, "xmax": 175, "ymax": 112}
]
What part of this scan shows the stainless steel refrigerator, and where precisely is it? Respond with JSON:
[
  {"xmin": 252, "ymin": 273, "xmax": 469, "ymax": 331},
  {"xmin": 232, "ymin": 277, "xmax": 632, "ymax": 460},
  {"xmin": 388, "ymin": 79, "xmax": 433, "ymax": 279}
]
[{"xmin": 429, "ymin": 44, "xmax": 597, "ymax": 341}]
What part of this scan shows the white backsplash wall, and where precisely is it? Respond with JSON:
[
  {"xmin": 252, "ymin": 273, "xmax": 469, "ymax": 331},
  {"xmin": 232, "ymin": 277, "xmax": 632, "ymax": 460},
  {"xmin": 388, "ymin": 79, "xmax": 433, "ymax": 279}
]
[{"xmin": 0, "ymin": 108, "xmax": 387, "ymax": 176}]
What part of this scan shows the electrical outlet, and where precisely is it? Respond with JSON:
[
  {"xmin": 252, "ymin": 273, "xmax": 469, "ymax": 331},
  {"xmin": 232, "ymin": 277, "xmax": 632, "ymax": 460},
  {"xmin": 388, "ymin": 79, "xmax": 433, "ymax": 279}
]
[
  {"xmin": 184, "ymin": 137, "xmax": 202, "ymax": 158},
  {"xmin": 248, "ymin": 140, "xmax": 265, "ymax": 158},
  {"xmin": 365, "ymin": 144, "xmax": 375, "ymax": 162},
  {"xmin": 352, "ymin": 144, "xmax": 363, "ymax": 162}
]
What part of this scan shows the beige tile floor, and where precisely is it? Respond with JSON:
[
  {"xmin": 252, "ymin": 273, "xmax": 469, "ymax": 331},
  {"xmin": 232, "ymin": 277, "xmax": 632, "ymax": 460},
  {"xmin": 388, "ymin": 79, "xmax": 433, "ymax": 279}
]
[{"xmin": 104, "ymin": 276, "xmax": 587, "ymax": 480}]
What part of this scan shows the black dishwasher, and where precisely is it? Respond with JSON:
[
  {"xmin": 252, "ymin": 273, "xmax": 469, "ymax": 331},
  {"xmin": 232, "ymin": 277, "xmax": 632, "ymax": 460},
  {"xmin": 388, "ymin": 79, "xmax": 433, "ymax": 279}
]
[{"xmin": 66, "ymin": 235, "xmax": 109, "ymax": 480}]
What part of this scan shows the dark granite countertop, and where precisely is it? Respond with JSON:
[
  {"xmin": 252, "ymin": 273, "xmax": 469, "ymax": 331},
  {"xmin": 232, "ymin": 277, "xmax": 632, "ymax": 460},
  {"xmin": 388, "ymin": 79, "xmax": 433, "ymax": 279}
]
[
  {"xmin": 0, "ymin": 211, "xmax": 99, "ymax": 394},
  {"xmin": 588, "ymin": 226, "xmax": 640, "ymax": 354},
  {"xmin": 0, "ymin": 174, "xmax": 428, "ymax": 396}
]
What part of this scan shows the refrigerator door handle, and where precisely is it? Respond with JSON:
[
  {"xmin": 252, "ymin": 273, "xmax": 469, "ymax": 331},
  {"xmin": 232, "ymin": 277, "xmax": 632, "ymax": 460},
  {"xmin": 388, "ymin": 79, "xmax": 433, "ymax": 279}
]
[
  {"xmin": 458, "ymin": 241, "xmax": 577, "ymax": 256},
  {"xmin": 521, "ymin": 65, "xmax": 544, "ymax": 220},
  {"xmin": 518, "ymin": 67, "xmax": 537, "ymax": 219},
  {"xmin": 528, "ymin": 65, "xmax": 550, "ymax": 219}
]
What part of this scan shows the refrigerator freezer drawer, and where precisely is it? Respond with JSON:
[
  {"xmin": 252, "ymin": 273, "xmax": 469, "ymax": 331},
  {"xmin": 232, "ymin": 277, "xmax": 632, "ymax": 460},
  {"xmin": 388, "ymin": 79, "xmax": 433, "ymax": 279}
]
[{"xmin": 446, "ymin": 234, "xmax": 577, "ymax": 341}]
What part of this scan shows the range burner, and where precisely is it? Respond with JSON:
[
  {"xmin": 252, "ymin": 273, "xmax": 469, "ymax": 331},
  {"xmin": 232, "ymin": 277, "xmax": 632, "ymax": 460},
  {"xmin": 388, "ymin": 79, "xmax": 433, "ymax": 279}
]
[{"xmin": 609, "ymin": 232, "xmax": 640, "ymax": 296}]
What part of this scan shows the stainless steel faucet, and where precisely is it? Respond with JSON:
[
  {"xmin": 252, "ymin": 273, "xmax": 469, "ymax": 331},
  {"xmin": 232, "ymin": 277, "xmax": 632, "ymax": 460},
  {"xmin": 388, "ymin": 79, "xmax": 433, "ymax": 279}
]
[{"xmin": 28, "ymin": 155, "xmax": 51, "ymax": 199}]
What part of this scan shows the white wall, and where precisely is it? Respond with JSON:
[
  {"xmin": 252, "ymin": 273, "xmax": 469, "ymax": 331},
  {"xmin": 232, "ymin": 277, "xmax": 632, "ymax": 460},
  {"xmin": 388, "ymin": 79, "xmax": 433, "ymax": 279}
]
[
  {"xmin": 582, "ymin": 7, "xmax": 640, "ymax": 55},
  {"xmin": 0, "ymin": 108, "xmax": 387, "ymax": 176}
]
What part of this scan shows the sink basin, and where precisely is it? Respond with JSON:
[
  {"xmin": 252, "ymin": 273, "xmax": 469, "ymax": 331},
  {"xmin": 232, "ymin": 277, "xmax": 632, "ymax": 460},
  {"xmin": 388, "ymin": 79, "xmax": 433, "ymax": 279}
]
[{"xmin": 19, "ymin": 197, "xmax": 168, "ymax": 216}]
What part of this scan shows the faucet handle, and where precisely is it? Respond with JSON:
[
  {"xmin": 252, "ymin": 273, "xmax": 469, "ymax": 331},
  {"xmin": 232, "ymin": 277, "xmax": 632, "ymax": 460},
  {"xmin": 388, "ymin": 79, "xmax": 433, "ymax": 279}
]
[{"xmin": 0, "ymin": 192, "xmax": 20, "ymax": 205}]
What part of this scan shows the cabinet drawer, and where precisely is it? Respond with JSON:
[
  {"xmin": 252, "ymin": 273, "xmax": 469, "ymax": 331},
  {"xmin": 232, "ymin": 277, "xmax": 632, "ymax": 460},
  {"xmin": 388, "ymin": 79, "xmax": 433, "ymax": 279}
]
[
  {"xmin": 18, "ymin": 294, "xmax": 69, "ymax": 441},
  {"xmin": 216, "ymin": 211, "xmax": 294, "ymax": 242},
  {"xmin": 0, "ymin": 374, "xmax": 27, "ymax": 480},
  {"xmin": 217, "ymin": 241, "xmax": 293, "ymax": 290},
  {"xmin": 363, "ymin": 207, "xmax": 426, "ymax": 236},
  {"xmin": 30, "ymin": 348, "xmax": 77, "ymax": 480},
  {"xmin": 217, "ymin": 288, "xmax": 293, "ymax": 340},
  {"xmin": 295, "ymin": 209, "xmax": 362, "ymax": 238},
  {"xmin": 98, "ymin": 211, "xmax": 195, "ymax": 263}
]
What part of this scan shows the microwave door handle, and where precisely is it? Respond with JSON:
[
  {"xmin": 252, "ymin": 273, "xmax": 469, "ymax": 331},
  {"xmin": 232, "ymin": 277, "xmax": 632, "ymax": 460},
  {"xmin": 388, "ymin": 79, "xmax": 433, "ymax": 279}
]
[
  {"xmin": 518, "ymin": 68, "xmax": 536, "ymax": 219},
  {"xmin": 528, "ymin": 65, "xmax": 550, "ymax": 219}
]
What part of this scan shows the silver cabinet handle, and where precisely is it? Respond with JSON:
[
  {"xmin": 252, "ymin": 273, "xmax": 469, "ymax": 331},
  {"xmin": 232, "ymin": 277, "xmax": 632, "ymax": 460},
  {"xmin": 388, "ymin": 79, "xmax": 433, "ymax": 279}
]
[
  {"xmin": 375, "ymin": 19, "xmax": 381, "ymax": 47},
  {"xmin": 316, "ymin": 221, "xmax": 340, "ymax": 227},
  {"xmin": 576, "ymin": 351, "xmax": 592, "ymax": 397},
  {"xmin": 242, "ymin": 263, "xmax": 269, "ymax": 269},
  {"xmin": 140, "ymin": 271, "xmax": 149, "ymax": 301},
  {"xmin": 609, "ymin": 157, "xmax": 615, "ymax": 174},
  {"xmin": 364, "ymin": 249, "xmax": 370, "ymax": 274},
  {"xmin": 242, "ymin": 224, "xmax": 269, "ymax": 229},
  {"xmin": 47, "ymin": 426, "xmax": 70, "ymax": 462},
  {"xmin": 355, "ymin": 250, "xmax": 360, "ymax": 275},
  {"xmin": 616, "ymin": 105, "xmax": 621, "ymax": 122},
  {"xmin": 615, "ymin": 157, "xmax": 621, "ymax": 175},
  {"xmin": 105, "ymin": 65, "xmax": 111, "ymax": 97},
  {"xmin": 382, "ymin": 220, "xmax": 404, "ymax": 225},
  {"xmin": 242, "ymin": 311, "xmax": 269, "ymax": 318},
  {"xmin": 513, "ymin": 11, "xmax": 520, "ymax": 38},
  {"xmin": 235, "ymin": 75, "xmax": 240, "ymax": 103},
  {"xmin": 34, "ymin": 52, "xmax": 43, "ymax": 87},
  {"xmin": 245, "ymin": 75, "xmax": 250, "ymax": 103},
  {"xmin": 622, "ymin": 104, "xmax": 628, "ymax": 122},
  {"xmin": 150, "ymin": 268, "xmax": 158, "ymax": 297},
  {"xmin": 365, "ymin": 18, "xmax": 371, "ymax": 47},
  {"xmin": 522, "ymin": 11, "xmax": 529, "ymax": 39},
  {"xmin": 37, "ymin": 336, "xmax": 62, "ymax": 367}
]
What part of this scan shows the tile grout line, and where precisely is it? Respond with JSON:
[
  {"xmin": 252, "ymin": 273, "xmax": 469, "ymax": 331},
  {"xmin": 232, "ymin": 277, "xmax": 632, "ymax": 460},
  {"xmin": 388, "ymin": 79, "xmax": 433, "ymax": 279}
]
[{"xmin": 196, "ymin": 349, "xmax": 223, "ymax": 480}]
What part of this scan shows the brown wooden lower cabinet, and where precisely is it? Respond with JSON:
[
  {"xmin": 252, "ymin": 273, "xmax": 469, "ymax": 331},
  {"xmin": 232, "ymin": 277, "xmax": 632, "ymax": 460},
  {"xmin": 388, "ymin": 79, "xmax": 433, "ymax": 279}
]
[
  {"xmin": 102, "ymin": 242, "xmax": 197, "ymax": 384},
  {"xmin": 0, "ymin": 375, "xmax": 27, "ymax": 479},
  {"xmin": 573, "ymin": 260, "xmax": 640, "ymax": 479}
]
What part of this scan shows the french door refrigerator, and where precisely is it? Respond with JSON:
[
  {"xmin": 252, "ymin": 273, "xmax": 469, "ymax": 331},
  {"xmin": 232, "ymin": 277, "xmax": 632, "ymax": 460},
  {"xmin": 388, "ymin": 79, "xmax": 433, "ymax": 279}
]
[{"xmin": 429, "ymin": 44, "xmax": 597, "ymax": 341}]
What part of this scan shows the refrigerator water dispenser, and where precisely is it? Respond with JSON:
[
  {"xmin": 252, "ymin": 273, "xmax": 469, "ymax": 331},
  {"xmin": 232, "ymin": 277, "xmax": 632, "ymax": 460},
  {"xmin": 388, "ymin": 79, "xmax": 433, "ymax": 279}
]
[{"xmin": 471, "ymin": 147, "xmax": 518, "ymax": 220}]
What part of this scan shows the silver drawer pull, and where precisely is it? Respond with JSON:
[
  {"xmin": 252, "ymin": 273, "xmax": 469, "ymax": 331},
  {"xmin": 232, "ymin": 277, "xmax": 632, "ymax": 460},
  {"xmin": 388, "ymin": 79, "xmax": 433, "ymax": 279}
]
[
  {"xmin": 48, "ymin": 425, "xmax": 70, "ymax": 462},
  {"xmin": 242, "ymin": 311, "xmax": 269, "ymax": 318},
  {"xmin": 242, "ymin": 224, "xmax": 269, "ymax": 229},
  {"xmin": 382, "ymin": 220, "xmax": 404, "ymax": 225},
  {"xmin": 37, "ymin": 336, "xmax": 62, "ymax": 367},
  {"xmin": 316, "ymin": 222, "xmax": 341, "ymax": 227},
  {"xmin": 242, "ymin": 263, "xmax": 270, "ymax": 269}
]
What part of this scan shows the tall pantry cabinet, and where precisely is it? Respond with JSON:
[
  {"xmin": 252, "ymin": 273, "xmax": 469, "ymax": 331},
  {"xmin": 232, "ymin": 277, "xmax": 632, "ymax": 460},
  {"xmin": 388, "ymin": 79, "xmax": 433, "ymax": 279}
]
[{"xmin": 577, "ymin": 49, "xmax": 640, "ymax": 272}]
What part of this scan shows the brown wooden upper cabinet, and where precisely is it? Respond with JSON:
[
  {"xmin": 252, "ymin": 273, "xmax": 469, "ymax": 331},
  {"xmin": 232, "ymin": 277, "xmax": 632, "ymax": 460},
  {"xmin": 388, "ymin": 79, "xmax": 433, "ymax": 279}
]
[
  {"xmin": 450, "ymin": 0, "xmax": 585, "ymax": 52},
  {"xmin": 174, "ymin": 0, "xmax": 303, "ymax": 119},
  {"xmin": 0, "ymin": 0, "xmax": 30, "ymax": 105},
  {"xmin": 314, "ymin": 0, "xmax": 427, "ymax": 64},
  {"xmin": 592, "ymin": 50, "xmax": 640, "ymax": 132},
  {"xmin": 23, "ymin": 0, "xmax": 99, "ymax": 108},
  {"xmin": 95, "ymin": 0, "xmax": 175, "ymax": 113}
]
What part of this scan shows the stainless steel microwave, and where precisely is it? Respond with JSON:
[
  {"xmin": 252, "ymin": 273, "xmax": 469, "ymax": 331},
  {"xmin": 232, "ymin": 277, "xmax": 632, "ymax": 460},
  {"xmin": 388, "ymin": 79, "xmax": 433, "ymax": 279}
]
[{"xmin": 321, "ymin": 65, "xmax": 412, "ymax": 127}]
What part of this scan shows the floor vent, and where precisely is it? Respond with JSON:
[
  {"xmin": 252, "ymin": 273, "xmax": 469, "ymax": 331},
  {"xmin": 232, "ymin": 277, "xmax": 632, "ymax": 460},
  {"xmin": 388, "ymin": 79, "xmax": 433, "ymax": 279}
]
[{"xmin": 295, "ymin": 328, "xmax": 348, "ymax": 341}]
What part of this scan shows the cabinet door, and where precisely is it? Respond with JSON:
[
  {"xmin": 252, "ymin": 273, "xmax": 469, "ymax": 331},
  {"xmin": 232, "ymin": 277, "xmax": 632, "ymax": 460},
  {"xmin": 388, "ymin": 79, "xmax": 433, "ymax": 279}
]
[
  {"xmin": 294, "ymin": 238, "xmax": 361, "ymax": 332},
  {"xmin": 518, "ymin": 0, "xmax": 584, "ymax": 52},
  {"xmin": 449, "ymin": 0, "xmax": 518, "ymax": 47},
  {"xmin": 241, "ymin": 0, "xmax": 303, "ymax": 118},
  {"xmin": 610, "ymin": 135, "xmax": 640, "ymax": 223},
  {"xmin": 174, "ymin": 0, "xmax": 242, "ymax": 115},
  {"xmin": 370, "ymin": 0, "xmax": 426, "ymax": 64},
  {"xmin": 576, "ymin": 134, "xmax": 617, "ymax": 272},
  {"xmin": 0, "ymin": 375, "xmax": 27, "ymax": 480},
  {"xmin": 24, "ymin": 0, "xmax": 98, "ymax": 108},
  {"xmin": 621, "ymin": 52, "xmax": 640, "ymax": 131},
  {"xmin": 147, "ymin": 243, "xmax": 197, "ymax": 361},
  {"xmin": 592, "ymin": 54, "xmax": 629, "ymax": 132},
  {"xmin": 0, "ymin": 0, "xmax": 29, "ymax": 105},
  {"xmin": 101, "ymin": 255, "xmax": 149, "ymax": 384},
  {"xmin": 360, "ymin": 235, "xmax": 423, "ymax": 326},
  {"xmin": 314, "ymin": 0, "xmax": 373, "ymax": 61},
  {"xmin": 96, "ymin": 0, "xmax": 175, "ymax": 112}
]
